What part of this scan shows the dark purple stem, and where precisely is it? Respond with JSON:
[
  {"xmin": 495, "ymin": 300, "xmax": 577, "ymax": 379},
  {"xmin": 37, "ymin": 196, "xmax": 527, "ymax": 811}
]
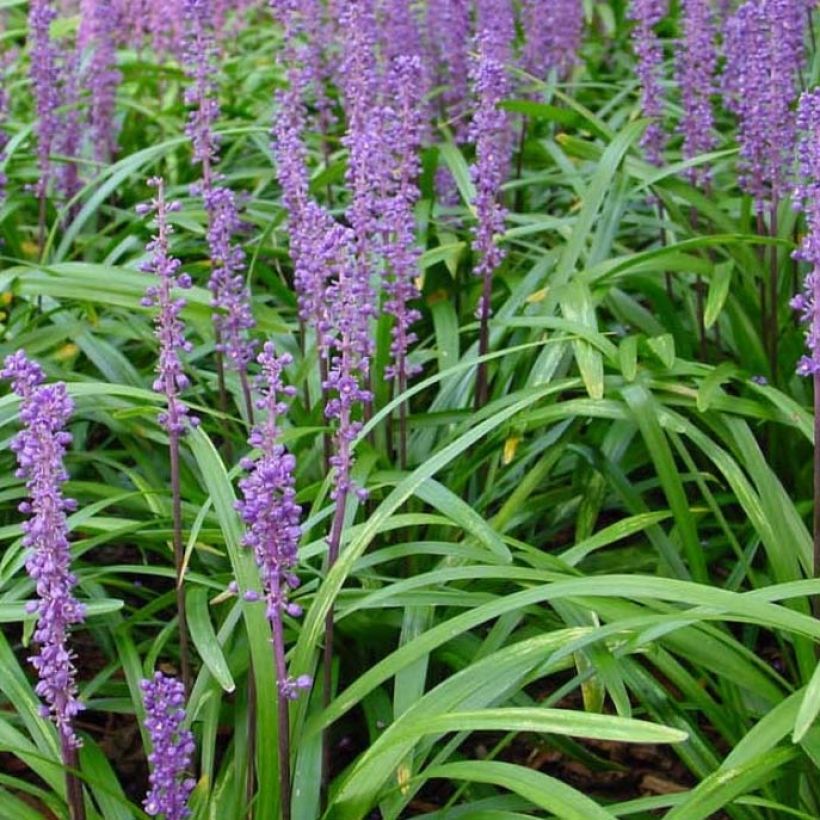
[
  {"xmin": 271, "ymin": 578, "xmax": 292, "ymax": 820},
  {"xmin": 475, "ymin": 267, "xmax": 493, "ymax": 410},
  {"xmin": 321, "ymin": 480, "xmax": 349, "ymax": 796},
  {"xmin": 169, "ymin": 428, "xmax": 192, "ymax": 695},
  {"xmin": 62, "ymin": 738, "xmax": 86, "ymax": 820},
  {"xmin": 769, "ymin": 199, "xmax": 779, "ymax": 382}
]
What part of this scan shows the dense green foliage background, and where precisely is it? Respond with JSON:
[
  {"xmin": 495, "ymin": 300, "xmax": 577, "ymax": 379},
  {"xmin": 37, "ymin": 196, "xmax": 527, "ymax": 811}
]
[{"xmin": 0, "ymin": 0, "xmax": 819, "ymax": 818}]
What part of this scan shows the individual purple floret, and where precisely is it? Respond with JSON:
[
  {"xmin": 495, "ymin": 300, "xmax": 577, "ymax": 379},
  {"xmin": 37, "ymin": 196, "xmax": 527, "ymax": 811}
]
[
  {"xmin": 521, "ymin": 0, "xmax": 584, "ymax": 88},
  {"xmin": 28, "ymin": 0, "xmax": 62, "ymax": 199},
  {"xmin": 79, "ymin": 0, "xmax": 122, "ymax": 163},
  {"xmin": 1, "ymin": 350, "xmax": 85, "ymax": 751},
  {"xmin": 235, "ymin": 343, "xmax": 310, "ymax": 699},
  {"xmin": 184, "ymin": 0, "xmax": 220, "ymax": 187},
  {"xmin": 426, "ymin": 0, "xmax": 471, "ymax": 140},
  {"xmin": 139, "ymin": 177, "xmax": 199, "ymax": 435},
  {"xmin": 723, "ymin": 0, "xmax": 805, "ymax": 210},
  {"xmin": 791, "ymin": 88, "xmax": 820, "ymax": 376},
  {"xmin": 204, "ymin": 185, "xmax": 257, "ymax": 371},
  {"xmin": 677, "ymin": 0, "xmax": 717, "ymax": 186},
  {"xmin": 629, "ymin": 0, "xmax": 669, "ymax": 166},
  {"xmin": 382, "ymin": 56, "xmax": 424, "ymax": 392},
  {"xmin": 140, "ymin": 672, "xmax": 196, "ymax": 819}
]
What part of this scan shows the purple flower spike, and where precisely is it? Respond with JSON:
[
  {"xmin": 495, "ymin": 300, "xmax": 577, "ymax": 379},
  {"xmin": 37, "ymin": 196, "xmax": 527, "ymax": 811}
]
[
  {"xmin": 28, "ymin": 0, "xmax": 62, "ymax": 199},
  {"xmin": 383, "ymin": 55, "xmax": 425, "ymax": 389},
  {"xmin": 2, "ymin": 350, "xmax": 85, "ymax": 750},
  {"xmin": 140, "ymin": 177, "xmax": 199, "ymax": 435},
  {"xmin": 521, "ymin": 0, "xmax": 584, "ymax": 88},
  {"xmin": 204, "ymin": 185, "xmax": 257, "ymax": 371},
  {"xmin": 792, "ymin": 88, "xmax": 820, "ymax": 376},
  {"xmin": 426, "ymin": 0, "xmax": 471, "ymax": 140},
  {"xmin": 140, "ymin": 672, "xmax": 196, "ymax": 819},
  {"xmin": 629, "ymin": 0, "xmax": 669, "ymax": 166},
  {"xmin": 235, "ymin": 342, "xmax": 309, "ymax": 698},
  {"xmin": 79, "ymin": 0, "xmax": 122, "ymax": 163},
  {"xmin": 323, "ymin": 224, "xmax": 373, "ymax": 502},
  {"xmin": 470, "ymin": 31, "xmax": 511, "ymax": 317},
  {"xmin": 184, "ymin": 0, "xmax": 220, "ymax": 186},
  {"xmin": 723, "ymin": 0, "xmax": 805, "ymax": 210},
  {"xmin": 677, "ymin": 0, "xmax": 717, "ymax": 186}
]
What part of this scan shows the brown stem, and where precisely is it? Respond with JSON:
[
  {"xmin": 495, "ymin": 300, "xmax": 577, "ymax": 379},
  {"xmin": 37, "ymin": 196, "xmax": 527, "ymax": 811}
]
[
  {"xmin": 321, "ymin": 483, "xmax": 349, "ymax": 800},
  {"xmin": 756, "ymin": 210, "xmax": 769, "ymax": 366},
  {"xmin": 475, "ymin": 268, "xmax": 493, "ymax": 410},
  {"xmin": 62, "ymin": 740, "xmax": 86, "ymax": 820},
  {"xmin": 240, "ymin": 368, "xmax": 255, "ymax": 428},
  {"xmin": 271, "ymin": 583, "xmax": 292, "ymax": 820},
  {"xmin": 398, "ymin": 371, "xmax": 408, "ymax": 470},
  {"xmin": 169, "ymin": 430, "xmax": 192, "ymax": 696},
  {"xmin": 768, "ymin": 200, "xmax": 779, "ymax": 383}
]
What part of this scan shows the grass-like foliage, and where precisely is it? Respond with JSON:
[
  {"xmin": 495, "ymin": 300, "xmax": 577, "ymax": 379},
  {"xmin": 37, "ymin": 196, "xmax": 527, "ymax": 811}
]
[{"xmin": 0, "ymin": 1, "xmax": 819, "ymax": 818}]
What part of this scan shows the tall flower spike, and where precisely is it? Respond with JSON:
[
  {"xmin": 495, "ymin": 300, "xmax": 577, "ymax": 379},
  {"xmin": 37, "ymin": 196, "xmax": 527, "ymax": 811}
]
[
  {"xmin": 723, "ymin": 0, "xmax": 805, "ymax": 210},
  {"xmin": 382, "ymin": 56, "xmax": 424, "ymax": 392},
  {"xmin": 28, "ymin": 0, "xmax": 62, "ymax": 200},
  {"xmin": 184, "ymin": 0, "xmax": 220, "ymax": 187},
  {"xmin": 79, "ymin": 0, "xmax": 122, "ymax": 163},
  {"xmin": 204, "ymin": 185, "xmax": 257, "ymax": 372},
  {"xmin": 629, "ymin": 0, "xmax": 669, "ymax": 166},
  {"xmin": 677, "ymin": 0, "xmax": 717, "ymax": 186},
  {"xmin": 470, "ymin": 31, "xmax": 510, "ymax": 322},
  {"xmin": 339, "ymin": 0, "xmax": 382, "ymax": 370},
  {"xmin": 139, "ymin": 177, "xmax": 198, "ymax": 434},
  {"xmin": 1, "ymin": 350, "xmax": 84, "ymax": 750},
  {"xmin": 520, "ymin": 0, "xmax": 584, "ymax": 89},
  {"xmin": 791, "ymin": 88, "xmax": 820, "ymax": 376},
  {"xmin": 426, "ymin": 0, "xmax": 471, "ymax": 140},
  {"xmin": 141, "ymin": 672, "xmax": 196, "ymax": 819},
  {"xmin": 236, "ymin": 343, "xmax": 310, "ymax": 697}
]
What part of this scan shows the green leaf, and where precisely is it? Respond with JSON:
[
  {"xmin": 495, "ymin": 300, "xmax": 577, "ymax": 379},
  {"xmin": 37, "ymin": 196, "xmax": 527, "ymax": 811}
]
[
  {"xmin": 187, "ymin": 586, "xmax": 236, "ymax": 694},
  {"xmin": 704, "ymin": 262, "xmax": 733, "ymax": 329}
]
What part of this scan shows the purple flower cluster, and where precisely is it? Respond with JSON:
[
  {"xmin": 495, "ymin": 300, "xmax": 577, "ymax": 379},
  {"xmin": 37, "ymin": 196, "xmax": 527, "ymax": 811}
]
[
  {"xmin": 470, "ymin": 31, "xmax": 510, "ymax": 318},
  {"xmin": 236, "ymin": 343, "xmax": 311, "ymax": 698},
  {"xmin": 141, "ymin": 672, "xmax": 196, "ymax": 819},
  {"xmin": 426, "ymin": 0, "xmax": 471, "ymax": 139},
  {"xmin": 723, "ymin": 0, "xmax": 805, "ymax": 209},
  {"xmin": 339, "ymin": 0, "xmax": 382, "ymax": 366},
  {"xmin": 677, "ymin": 0, "xmax": 717, "ymax": 186},
  {"xmin": 475, "ymin": 0, "xmax": 516, "ymax": 66},
  {"xmin": 28, "ymin": 0, "xmax": 62, "ymax": 199},
  {"xmin": 323, "ymin": 224, "xmax": 373, "ymax": 501},
  {"xmin": 521, "ymin": 0, "xmax": 584, "ymax": 87},
  {"xmin": 204, "ymin": 185, "xmax": 257, "ymax": 370},
  {"xmin": 791, "ymin": 88, "xmax": 820, "ymax": 376},
  {"xmin": 79, "ymin": 0, "xmax": 122, "ymax": 162},
  {"xmin": 184, "ymin": 0, "xmax": 220, "ymax": 185},
  {"xmin": 56, "ymin": 47, "xmax": 81, "ymax": 202},
  {"xmin": 382, "ymin": 56, "xmax": 424, "ymax": 389},
  {"xmin": 138, "ymin": 178, "xmax": 199, "ymax": 435},
  {"xmin": 2, "ymin": 351, "xmax": 85, "ymax": 750},
  {"xmin": 629, "ymin": 0, "xmax": 669, "ymax": 166}
]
